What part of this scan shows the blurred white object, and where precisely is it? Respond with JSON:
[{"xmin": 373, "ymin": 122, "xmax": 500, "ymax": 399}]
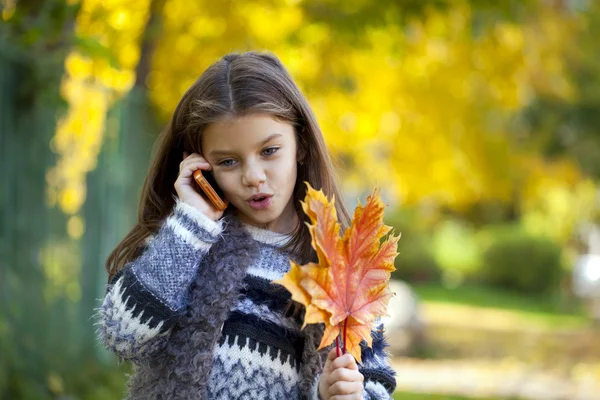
[
  {"xmin": 573, "ymin": 254, "xmax": 600, "ymax": 322},
  {"xmin": 381, "ymin": 280, "xmax": 425, "ymax": 354},
  {"xmin": 573, "ymin": 254, "xmax": 600, "ymax": 298}
]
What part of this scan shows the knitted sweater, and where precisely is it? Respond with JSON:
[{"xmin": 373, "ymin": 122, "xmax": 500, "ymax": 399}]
[{"xmin": 97, "ymin": 199, "xmax": 396, "ymax": 399}]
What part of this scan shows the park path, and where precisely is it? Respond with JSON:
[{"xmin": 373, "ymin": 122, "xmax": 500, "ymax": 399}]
[{"xmin": 391, "ymin": 358, "xmax": 600, "ymax": 400}]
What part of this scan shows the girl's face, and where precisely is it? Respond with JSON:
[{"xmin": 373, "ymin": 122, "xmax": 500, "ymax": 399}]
[{"xmin": 202, "ymin": 114, "xmax": 300, "ymax": 234}]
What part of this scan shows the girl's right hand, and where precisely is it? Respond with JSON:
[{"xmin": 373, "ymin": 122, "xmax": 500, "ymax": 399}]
[{"xmin": 174, "ymin": 152, "xmax": 227, "ymax": 221}]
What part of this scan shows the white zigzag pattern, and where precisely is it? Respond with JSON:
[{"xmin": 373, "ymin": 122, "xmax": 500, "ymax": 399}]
[
  {"xmin": 102, "ymin": 277, "xmax": 165, "ymax": 355},
  {"xmin": 207, "ymin": 334, "xmax": 300, "ymax": 399}
]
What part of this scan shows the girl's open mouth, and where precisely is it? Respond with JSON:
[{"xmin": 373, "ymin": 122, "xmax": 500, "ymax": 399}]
[{"xmin": 248, "ymin": 195, "xmax": 273, "ymax": 210}]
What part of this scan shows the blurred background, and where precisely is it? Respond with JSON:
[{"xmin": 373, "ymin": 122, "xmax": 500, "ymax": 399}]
[{"xmin": 1, "ymin": 0, "xmax": 600, "ymax": 399}]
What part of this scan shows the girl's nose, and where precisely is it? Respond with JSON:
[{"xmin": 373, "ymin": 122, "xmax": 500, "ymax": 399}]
[{"xmin": 242, "ymin": 163, "xmax": 266, "ymax": 187}]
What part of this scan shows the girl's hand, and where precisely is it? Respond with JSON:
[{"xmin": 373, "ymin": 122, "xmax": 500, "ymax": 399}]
[
  {"xmin": 174, "ymin": 152, "xmax": 227, "ymax": 221},
  {"xmin": 318, "ymin": 348, "xmax": 364, "ymax": 400}
]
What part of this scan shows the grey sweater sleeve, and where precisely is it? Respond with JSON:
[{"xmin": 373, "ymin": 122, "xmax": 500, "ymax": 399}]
[
  {"xmin": 96, "ymin": 198, "xmax": 224, "ymax": 362},
  {"xmin": 358, "ymin": 324, "xmax": 397, "ymax": 399}
]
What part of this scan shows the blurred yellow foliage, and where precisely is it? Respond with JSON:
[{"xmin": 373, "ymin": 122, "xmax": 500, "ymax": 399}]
[
  {"xmin": 50, "ymin": 0, "xmax": 592, "ymax": 241},
  {"xmin": 1, "ymin": 0, "xmax": 16, "ymax": 21},
  {"xmin": 67, "ymin": 215, "xmax": 86, "ymax": 240},
  {"xmin": 49, "ymin": 0, "xmax": 151, "ymax": 218},
  {"xmin": 39, "ymin": 241, "xmax": 81, "ymax": 304},
  {"xmin": 148, "ymin": 1, "xmax": 579, "ymax": 211},
  {"xmin": 522, "ymin": 161, "xmax": 597, "ymax": 244}
]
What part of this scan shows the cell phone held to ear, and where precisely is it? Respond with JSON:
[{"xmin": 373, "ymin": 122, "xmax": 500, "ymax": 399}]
[{"xmin": 193, "ymin": 169, "xmax": 227, "ymax": 211}]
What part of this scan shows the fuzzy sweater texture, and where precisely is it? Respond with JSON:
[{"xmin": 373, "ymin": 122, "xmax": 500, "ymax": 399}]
[{"xmin": 97, "ymin": 199, "xmax": 396, "ymax": 399}]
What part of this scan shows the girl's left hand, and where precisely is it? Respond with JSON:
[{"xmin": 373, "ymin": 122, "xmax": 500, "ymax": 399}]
[{"xmin": 318, "ymin": 348, "xmax": 364, "ymax": 399}]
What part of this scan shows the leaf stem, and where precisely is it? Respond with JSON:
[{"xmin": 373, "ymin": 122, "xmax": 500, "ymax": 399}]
[{"xmin": 342, "ymin": 318, "xmax": 348, "ymax": 355}]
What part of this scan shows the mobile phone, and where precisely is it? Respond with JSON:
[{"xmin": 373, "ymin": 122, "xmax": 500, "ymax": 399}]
[{"xmin": 193, "ymin": 169, "xmax": 227, "ymax": 211}]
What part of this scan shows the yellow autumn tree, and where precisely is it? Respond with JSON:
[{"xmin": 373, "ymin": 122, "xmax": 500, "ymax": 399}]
[{"xmin": 51, "ymin": 0, "xmax": 589, "ymax": 225}]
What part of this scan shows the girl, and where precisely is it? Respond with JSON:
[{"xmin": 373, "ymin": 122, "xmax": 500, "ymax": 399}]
[{"xmin": 97, "ymin": 51, "xmax": 396, "ymax": 399}]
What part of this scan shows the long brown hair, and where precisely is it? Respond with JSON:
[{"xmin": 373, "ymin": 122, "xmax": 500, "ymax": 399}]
[{"xmin": 106, "ymin": 51, "xmax": 351, "ymax": 281}]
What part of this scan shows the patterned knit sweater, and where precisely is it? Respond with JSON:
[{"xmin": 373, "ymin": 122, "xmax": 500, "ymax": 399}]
[{"xmin": 97, "ymin": 199, "xmax": 396, "ymax": 399}]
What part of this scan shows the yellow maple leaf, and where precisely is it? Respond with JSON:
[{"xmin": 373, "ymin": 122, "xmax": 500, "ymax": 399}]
[{"xmin": 274, "ymin": 182, "xmax": 400, "ymax": 362}]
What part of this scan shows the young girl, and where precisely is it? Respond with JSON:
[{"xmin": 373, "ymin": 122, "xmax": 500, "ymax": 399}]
[{"xmin": 98, "ymin": 51, "xmax": 396, "ymax": 399}]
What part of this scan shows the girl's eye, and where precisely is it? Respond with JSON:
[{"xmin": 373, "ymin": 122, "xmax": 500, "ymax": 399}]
[
  {"xmin": 218, "ymin": 159, "xmax": 236, "ymax": 167},
  {"xmin": 262, "ymin": 147, "xmax": 279, "ymax": 156}
]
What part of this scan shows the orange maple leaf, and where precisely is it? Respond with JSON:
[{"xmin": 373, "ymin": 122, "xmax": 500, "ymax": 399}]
[{"xmin": 274, "ymin": 183, "xmax": 400, "ymax": 362}]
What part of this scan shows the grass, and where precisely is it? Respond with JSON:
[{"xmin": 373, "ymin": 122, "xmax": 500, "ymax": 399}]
[{"xmin": 411, "ymin": 283, "xmax": 590, "ymax": 330}]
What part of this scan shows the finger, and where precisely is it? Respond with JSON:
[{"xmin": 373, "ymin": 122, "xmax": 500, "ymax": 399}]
[
  {"xmin": 331, "ymin": 353, "xmax": 358, "ymax": 370},
  {"xmin": 329, "ymin": 395, "xmax": 361, "ymax": 400},
  {"xmin": 179, "ymin": 160, "xmax": 211, "ymax": 171},
  {"xmin": 329, "ymin": 380, "xmax": 362, "ymax": 395},
  {"xmin": 329, "ymin": 367, "xmax": 363, "ymax": 384},
  {"xmin": 187, "ymin": 153, "xmax": 212, "ymax": 170},
  {"xmin": 327, "ymin": 348, "xmax": 338, "ymax": 362},
  {"xmin": 181, "ymin": 152, "xmax": 208, "ymax": 164},
  {"xmin": 323, "ymin": 348, "xmax": 336, "ymax": 375},
  {"xmin": 327, "ymin": 381, "xmax": 363, "ymax": 396},
  {"xmin": 179, "ymin": 159, "xmax": 212, "ymax": 174}
]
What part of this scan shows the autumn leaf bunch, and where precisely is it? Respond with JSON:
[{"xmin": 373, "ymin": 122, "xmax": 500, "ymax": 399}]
[{"xmin": 275, "ymin": 183, "xmax": 400, "ymax": 362}]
